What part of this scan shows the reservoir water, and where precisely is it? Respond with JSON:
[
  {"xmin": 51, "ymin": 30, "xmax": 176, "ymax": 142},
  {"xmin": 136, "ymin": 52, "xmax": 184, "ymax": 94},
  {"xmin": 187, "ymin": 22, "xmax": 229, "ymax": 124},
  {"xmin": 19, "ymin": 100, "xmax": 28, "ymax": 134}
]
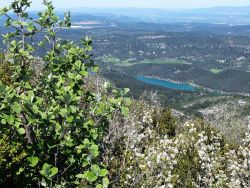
[{"xmin": 136, "ymin": 76, "xmax": 195, "ymax": 91}]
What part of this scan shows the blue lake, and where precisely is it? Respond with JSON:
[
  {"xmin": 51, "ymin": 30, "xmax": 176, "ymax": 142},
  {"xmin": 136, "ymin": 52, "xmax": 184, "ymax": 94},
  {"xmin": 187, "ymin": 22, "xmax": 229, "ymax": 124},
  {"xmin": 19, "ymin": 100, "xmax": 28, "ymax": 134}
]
[{"xmin": 136, "ymin": 76, "xmax": 195, "ymax": 91}]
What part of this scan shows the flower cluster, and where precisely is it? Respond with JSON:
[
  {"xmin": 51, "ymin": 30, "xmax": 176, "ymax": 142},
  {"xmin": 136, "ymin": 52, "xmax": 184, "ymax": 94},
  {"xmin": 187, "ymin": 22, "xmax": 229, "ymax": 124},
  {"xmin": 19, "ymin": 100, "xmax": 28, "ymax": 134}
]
[{"xmin": 104, "ymin": 96, "xmax": 250, "ymax": 188}]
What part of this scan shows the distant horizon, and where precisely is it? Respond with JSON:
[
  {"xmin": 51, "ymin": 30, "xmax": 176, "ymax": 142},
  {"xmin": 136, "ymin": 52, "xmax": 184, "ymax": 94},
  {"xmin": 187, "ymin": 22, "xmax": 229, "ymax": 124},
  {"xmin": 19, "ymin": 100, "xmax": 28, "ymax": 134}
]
[
  {"xmin": 1, "ymin": 0, "xmax": 250, "ymax": 11},
  {"xmin": 61, "ymin": 5, "xmax": 250, "ymax": 10},
  {"xmin": 12, "ymin": 5, "xmax": 250, "ymax": 13}
]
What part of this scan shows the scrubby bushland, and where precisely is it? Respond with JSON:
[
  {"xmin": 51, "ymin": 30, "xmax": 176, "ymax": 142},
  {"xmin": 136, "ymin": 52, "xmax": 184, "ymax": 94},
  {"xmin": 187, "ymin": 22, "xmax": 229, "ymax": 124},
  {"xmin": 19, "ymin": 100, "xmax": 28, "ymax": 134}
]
[
  {"xmin": 0, "ymin": 1, "xmax": 249, "ymax": 188},
  {"xmin": 104, "ymin": 93, "xmax": 250, "ymax": 187},
  {"xmin": 0, "ymin": 0, "xmax": 129, "ymax": 187}
]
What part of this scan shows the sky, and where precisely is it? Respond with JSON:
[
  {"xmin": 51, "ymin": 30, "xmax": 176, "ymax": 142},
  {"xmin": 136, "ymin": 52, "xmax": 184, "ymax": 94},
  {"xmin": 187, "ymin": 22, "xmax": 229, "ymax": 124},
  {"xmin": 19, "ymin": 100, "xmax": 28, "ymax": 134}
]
[{"xmin": 1, "ymin": 0, "xmax": 250, "ymax": 10}]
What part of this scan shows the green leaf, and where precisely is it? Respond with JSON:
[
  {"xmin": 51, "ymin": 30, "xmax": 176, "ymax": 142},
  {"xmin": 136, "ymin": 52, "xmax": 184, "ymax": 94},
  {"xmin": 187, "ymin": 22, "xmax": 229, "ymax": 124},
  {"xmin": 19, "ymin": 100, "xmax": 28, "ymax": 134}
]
[
  {"xmin": 16, "ymin": 167, "xmax": 25, "ymax": 175},
  {"xmin": 99, "ymin": 169, "xmax": 108, "ymax": 177},
  {"xmin": 17, "ymin": 128, "xmax": 25, "ymax": 135},
  {"xmin": 26, "ymin": 91, "xmax": 35, "ymax": 103},
  {"xmin": 47, "ymin": 144, "xmax": 57, "ymax": 149},
  {"xmin": 103, "ymin": 82, "xmax": 110, "ymax": 89},
  {"xmin": 82, "ymin": 160, "xmax": 89, "ymax": 167},
  {"xmin": 76, "ymin": 174, "xmax": 85, "ymax": 179},
  {"xmin": 102, "ymin": 177, "xmax": 110, "ymax": 188},
  {"xmin": 40, "ymin": 180, "xmax": 47, "ymax": 187},
  {"xmin": 89, "ymin": 144, "xmax": 99, "ymax": 157},
  {"xmin": 91, "ymin": 165, "xmax": 100, "ymax": 175},
  {"xmin": 96, "ymin": 184, "xmax": 103, "ymax": 188},
  {"xmin": 40, "ymin": 163, "xmax": 50, "ymax": 177},
  {"xmin": 84, "ymin": 171, "xmax": 97, "ymax": 182},
  {"xmin": 121, "ymin": 107, "xmax": 129, "ymax": 116},
  {"xmin": 92, "ymin": 66, "xmax": 99, "ymax": 72},
  {"xmin": 27, "ymin": 156, "xmax": 39, "ymax": 167},
  {"xmin": 83, "ymin": 138, "xmax": 90, "ymax": 148},
  {"xmin": 11, "ymin": 102, "xmax": 22, "ymax": 114},
  {"xmin": 40, "ymin": 163, "xmax": 58, "ymax": 178},
  {"xmin": 1, "ymin": 119, "xmax": 6, "ymax": 125},
  {"xmin": 27, "ymin": 25, "xmax": 34, "ymax": 32},
  {"xmin": 87, "ymin": 119, "xmax": 95, "ymax": 126},
  {"xmin": 80, "ymin": 70, "xmax": 88, "ymax": 76},
  {"xmin": 86, "ymin": 45, "xmax": 93, "ymax": 51},
  {"xmin": 124, "ymin": 97, "xmax": 132, "ymax": 105},
  {"xmin": 65, "ymin": 139, "xmax": 74, "ymax": 147},
  {"xmin": 14, "ymin": 121, "xmax": 21, "ymax": 128},
  {"xmin": 6, "ymin": 115, "xmax": 15, "ymax": 124},
  {"xmin": 50, "ymin": 167, "xmax": 58, "ymax": 177},
  {"xmin": 124, "ymin": 88, "xmax": 130, "ymax": 94}
]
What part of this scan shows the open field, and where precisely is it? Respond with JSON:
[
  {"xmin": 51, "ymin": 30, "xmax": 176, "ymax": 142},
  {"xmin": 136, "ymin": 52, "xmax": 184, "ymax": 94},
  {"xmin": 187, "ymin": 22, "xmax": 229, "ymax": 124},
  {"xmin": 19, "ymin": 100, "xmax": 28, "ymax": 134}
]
[{"xmin": 209, "ymin": 68, "xmax": 223, "ymax": 74}]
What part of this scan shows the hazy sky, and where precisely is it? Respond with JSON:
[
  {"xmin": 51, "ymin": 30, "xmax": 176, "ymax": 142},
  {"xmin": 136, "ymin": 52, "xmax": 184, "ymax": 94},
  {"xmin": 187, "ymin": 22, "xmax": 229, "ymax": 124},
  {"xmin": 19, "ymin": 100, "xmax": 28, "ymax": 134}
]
[{"xmin": 1, "ymin": 0, "xmax": 250, "ymax": 10}]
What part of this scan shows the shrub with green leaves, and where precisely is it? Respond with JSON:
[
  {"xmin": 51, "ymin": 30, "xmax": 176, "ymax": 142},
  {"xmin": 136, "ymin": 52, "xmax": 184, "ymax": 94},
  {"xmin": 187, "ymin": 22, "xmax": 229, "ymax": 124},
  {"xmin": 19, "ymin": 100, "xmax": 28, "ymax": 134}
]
[
  {"xmin": 0, "ymin": 53, "xmax": 14, "ymax": 85},
  {"xmin": 0, "ymin": 0, "xmax": 129, "ymax": 187},
  {"xmin": 152, "ymin": 108, "xmax": 176, "ymax": 137}
]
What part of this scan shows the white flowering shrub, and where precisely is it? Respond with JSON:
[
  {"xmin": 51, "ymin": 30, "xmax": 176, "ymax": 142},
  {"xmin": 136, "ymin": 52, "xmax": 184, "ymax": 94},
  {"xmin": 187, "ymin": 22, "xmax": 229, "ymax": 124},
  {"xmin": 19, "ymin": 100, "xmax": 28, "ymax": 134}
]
[{"xmin": 104, "ymin": 96, "xmax": 250, "ymax": 188}]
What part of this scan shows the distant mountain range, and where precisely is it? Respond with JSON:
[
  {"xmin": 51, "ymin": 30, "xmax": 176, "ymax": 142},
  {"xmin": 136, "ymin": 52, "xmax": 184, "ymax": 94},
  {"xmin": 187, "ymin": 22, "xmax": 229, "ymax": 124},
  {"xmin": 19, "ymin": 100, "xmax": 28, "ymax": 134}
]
[
  {"xmin": 64, "ymin": 6, "xmax": 250, "ymax": 25},
  {"xmin": 1, "ymin": 6, "xmax": 250, "ymax": 26},
  {"xmin": 69, "ymin": 6, "xmax": 250, "ymax": 15}
]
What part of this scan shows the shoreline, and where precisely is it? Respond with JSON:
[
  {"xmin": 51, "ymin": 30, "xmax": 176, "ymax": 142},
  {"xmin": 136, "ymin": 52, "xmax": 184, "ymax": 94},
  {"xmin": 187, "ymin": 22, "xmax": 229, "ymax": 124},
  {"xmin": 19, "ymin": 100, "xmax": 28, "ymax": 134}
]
[{"xmin": 138, "ymin": 75, "xmax": 250, "ymax": 97}]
